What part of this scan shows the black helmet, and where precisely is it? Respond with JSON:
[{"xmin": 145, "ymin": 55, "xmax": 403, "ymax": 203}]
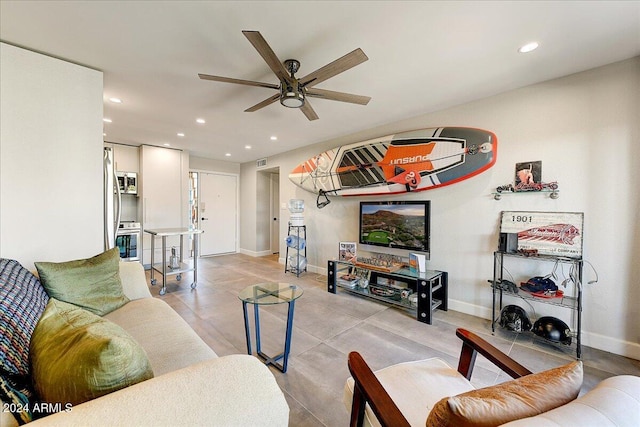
[
  {"xmin": 533, "ymin": 316, "xmax": 572, "ymax": 345},
  {"xmin": 499, "ymin": 305, "xmax": 532, "ymax": 332}
]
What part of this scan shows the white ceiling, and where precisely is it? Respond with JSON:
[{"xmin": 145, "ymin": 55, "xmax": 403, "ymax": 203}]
[{"xmin": 1, "ymin": 1, "xmax": 639, "ymax": 163}]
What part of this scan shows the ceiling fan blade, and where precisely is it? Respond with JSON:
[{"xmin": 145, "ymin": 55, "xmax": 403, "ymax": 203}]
[
  {"xmin": 242, "ymin": 30, "xmax": 292, "ymax": 83},
  {"xmin": 198, "ymin": 73, "xmax": 279, "ymax": 90},
  {"xmin": 305, "ymin": 88, "xmax": 371, "ymax": 105},
  {"xmin": 299, "ymin": 48, "xmax": 368, "ymax": 88},
  {"xmin": 300, "ymin": 100, "xmax": 319, "ymax": 121},
  {"xmin": 245, "ymin": 94, "xmax": 280, "ymax": 112}
]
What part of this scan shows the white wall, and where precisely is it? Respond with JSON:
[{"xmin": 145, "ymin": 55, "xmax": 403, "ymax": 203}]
[
  {"xmin": 239, "ymin": 57, "xmax": 640, "ymax": 359},
  {"xmin": 190, "ymin": 156, "xmax": 240, "ymax": 175},
  {"xmin": 0, "ymin": 43, "xmax": 104, "ymax": 269}
]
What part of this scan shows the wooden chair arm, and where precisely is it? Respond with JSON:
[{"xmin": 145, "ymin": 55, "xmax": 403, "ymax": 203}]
[
  {"xmin": 347, "ymin": 351, "xmax": 410, "ymax": 427},
  {"xmin": 456, "ymin": 328, "xmax": 532, "ymax": 380}
]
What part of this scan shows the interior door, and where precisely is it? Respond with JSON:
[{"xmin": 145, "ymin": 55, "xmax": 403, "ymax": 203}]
[{"xmin": 199, "ymin": 173, "xmax": 237, "ymax": 256}]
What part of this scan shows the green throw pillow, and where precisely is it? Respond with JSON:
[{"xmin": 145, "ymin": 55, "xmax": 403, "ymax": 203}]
[
  {"xmin": 30, "ymin": 298, "xmax": 154, "ymax": 407},
  {"xmin": 35, "ymin": 248, "xmax": 129, "ymax": 316}
]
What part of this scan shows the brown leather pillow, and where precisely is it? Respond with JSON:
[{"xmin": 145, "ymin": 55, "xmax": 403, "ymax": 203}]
[{"xmin": 426, "ymin": 361, "xmax": 583, "ymax": 427}]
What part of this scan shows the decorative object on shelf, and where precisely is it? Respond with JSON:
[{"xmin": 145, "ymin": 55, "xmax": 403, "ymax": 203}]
[
  {"xmin": 289, "ymin": 127, "xmax": 497, "ymax": 207},
  {"xmin": 355, "ymin": 254, "xmax": 405, "ymax": 273},
  {"xmin": 500, "ymin": 211, "xmax": 584, "ymax": 259},
  {"xmin": 339, "ymin": 242, "xmax": 357, "ymax": 263},
  {"xmin": 533, "ymin": 316, "xmax": 572, "ymax": 345},
  {"xmin": 168, "ymin": 246, "xmax": 180, "ymax": 270},
  {"xmin": 494, "ymin": 160, "xmax": 560, "ymax": 200},
  {"xmin": 515, "ymin": 161, "xmax": 542, "ymax": 186},
  {"xmin": 499, "ymin": 305, "xmax": 532, "ymax": 332},
  {"xmin": 493, "ymin": 181, "xmax": 559, "ymax": 200},
  {"xmin": 409, "ymin": 253, "xmax": 426, "ymax": 272}
]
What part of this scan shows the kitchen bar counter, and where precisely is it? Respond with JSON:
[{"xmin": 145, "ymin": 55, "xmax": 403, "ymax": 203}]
[{"xmin": 144, "ymin": 228, "xmax": 203, "ymax": 295}]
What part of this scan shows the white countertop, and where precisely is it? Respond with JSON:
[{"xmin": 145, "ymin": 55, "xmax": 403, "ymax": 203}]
[{"xmin": 144, "ymin": 228, "xmax": 203, "ymax": 236}]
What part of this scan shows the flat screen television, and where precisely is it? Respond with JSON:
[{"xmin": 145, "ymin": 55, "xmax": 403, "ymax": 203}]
[{"xmin": 359, "ymin": 201, "xmax": 430, "ymax": 254}]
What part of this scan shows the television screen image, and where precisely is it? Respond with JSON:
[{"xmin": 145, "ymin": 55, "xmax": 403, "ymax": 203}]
[{"xmin": 359, "ymin": 201, "xmax": 430, "ymax": 253}]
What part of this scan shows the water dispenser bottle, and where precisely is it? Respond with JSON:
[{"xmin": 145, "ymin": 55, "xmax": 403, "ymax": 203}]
[{"xmin": 285, "ymin": 235, "xmax": 306, "ymax": 250}]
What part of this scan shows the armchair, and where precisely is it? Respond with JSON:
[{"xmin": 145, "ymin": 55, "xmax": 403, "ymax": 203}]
[
  {"xmin": 346, "ymin": 328, "xmax": 533, "ymax": 427},
  {"xmin": 346, "ymin": 328, "xmax": 639, "ymax": 427}
]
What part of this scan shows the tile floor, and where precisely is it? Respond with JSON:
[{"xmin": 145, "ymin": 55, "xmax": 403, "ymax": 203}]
[{"xmin": 147, "ymin": 253, "xmax": 640, "ymax": 426}]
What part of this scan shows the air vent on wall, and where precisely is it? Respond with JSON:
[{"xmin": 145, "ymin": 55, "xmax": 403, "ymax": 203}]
[{"xmin": 256, "ymin": 158, "xmax": 267, "ymax": 168}]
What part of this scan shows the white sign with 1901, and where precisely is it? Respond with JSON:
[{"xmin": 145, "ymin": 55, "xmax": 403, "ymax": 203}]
[{"xmin": 500, "ymin": 211, "xmax": 584, "ymax": 259}]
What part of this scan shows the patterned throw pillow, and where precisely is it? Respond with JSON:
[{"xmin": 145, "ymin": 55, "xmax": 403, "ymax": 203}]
[
  {"xmin": 0, "ymin": 258, "xmax": 49, "ymax": 425},
  {"xmin": 0, "ymin": 259, "xmax": 49, "ymax": 376}
]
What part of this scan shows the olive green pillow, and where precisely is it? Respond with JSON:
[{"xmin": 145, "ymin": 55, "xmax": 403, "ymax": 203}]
[
  {"xmin": 35, "ymin": 248, "xmax": 129, "ymax": 316},
  {"xmin": 30, "ymin": 298, "xmax": 153, "ymax": 407},
  {"xmin": 426, "ymin": 361, "xmax": 583, "ymax": 427}
]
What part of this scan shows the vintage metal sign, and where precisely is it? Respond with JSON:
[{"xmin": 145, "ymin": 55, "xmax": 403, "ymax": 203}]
[{"xmin": 500, "ymin": 211, "xmax": 584, "ymax": 259}]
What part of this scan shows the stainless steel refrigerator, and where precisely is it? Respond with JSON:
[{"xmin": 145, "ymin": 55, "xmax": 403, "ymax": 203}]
[{"xmin": 103, "ymin": 146, "xmax": 121, "ymax": 250}]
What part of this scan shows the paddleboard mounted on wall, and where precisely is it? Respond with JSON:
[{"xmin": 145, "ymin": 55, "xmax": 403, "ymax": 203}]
[{"xmin": 289, "ymin": 127, "xmax": 497, "ymax": 208}]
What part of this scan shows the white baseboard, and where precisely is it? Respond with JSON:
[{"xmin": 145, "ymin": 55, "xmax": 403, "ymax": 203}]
[
  {"xmin": 277, "ymin": 257, "xmax": 325, "ymax": 275},
  {"xmin": 239, "ymin": 248, "xmax": 272, "ymax": 257},
  {"xmin": 449, "ymin": 298, "xmax": 640, "ymax": 360},
  {"xmin": 580, "ymin": 331, "xmax": 640, "ymax": 361},
  {"xmin": 448, "ymin": 299, "xmax": 493, "ymax": 320}
]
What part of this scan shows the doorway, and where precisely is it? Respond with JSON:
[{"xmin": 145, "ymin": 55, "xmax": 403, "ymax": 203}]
[
  {"xmin": 269, "ymin": 172, "xmax": 280, "ymax": 255},
  {"xmin": 198, "ymin": 172, "xmax": 238, "ymax": 256}
]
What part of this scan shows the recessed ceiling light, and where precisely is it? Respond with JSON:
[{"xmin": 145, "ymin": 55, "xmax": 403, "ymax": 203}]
[
  {"xmin": 163, "ymin": 143, "xmax": 171, "ymax": 147},
  {"xmin": 177, "ymin": 133, "xmax": 185, "ymax": 137},
  {"xmin": 225, "ymin": 153, "xmax": 231, "ymax": 157},
  {"xmin": 518, "ymin": 42, "xmax": 539, "ymax": 53},
  {"xmin": 103, "ymin": 118, "xmax": 112, "ymax": 123},
  {"xmin": 245, "ymin": 145, "xmax": 252, "ymax": 149},
  {"xmin": 196, "ymin": 118, "xmax": 206, "ymax": 124},
  {"xmin": 109, "ymin": 97, "xmax": 122, "ymax": 103},
  {"xmin": 103, "ymin": 133, "xmax": 106, "ymax": 136},
  {"xmin": 270, "ymin": 136, "xmax": 278, "ymax": 141}
]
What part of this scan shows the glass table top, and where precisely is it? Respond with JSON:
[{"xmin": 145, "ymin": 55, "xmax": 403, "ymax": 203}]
[{"xmin": 238, "ymin": 283, "xmax": 304, "ymax": 305}]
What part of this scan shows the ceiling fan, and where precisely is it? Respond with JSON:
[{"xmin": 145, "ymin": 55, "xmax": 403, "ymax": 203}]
[{"xmin": 198, "ymin": 30, "xmax": 371, "ymax": 121}]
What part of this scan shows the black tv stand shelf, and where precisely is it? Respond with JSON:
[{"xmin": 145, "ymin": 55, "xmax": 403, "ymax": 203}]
[{"xmin": 327, "ymin": 260, "xmax": 448, "ymax": 324}]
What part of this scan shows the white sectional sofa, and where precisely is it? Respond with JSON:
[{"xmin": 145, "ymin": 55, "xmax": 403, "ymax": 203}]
[{"xmin": 1, "ymin": 262, "xmax": 289, "ymax": 427}]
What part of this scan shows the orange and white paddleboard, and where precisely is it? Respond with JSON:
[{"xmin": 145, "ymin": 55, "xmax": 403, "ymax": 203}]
[{"xmin": 289, "ymin": 127, "xmax": 497, "ymax": 197}]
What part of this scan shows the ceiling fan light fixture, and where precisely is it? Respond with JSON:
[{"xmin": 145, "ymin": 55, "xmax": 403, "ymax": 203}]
[{"xmin": 280, "ymin": 88, "xmax": 305, "ymax": 108}]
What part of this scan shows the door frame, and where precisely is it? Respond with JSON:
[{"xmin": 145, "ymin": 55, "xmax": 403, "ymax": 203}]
[
  {"xmin": 190, "ymin": 169, "xmax": 240, "ymax": 256},
  {"xmin": 269, "ymin": 171, "xmax": 280, "ymax": 255}
]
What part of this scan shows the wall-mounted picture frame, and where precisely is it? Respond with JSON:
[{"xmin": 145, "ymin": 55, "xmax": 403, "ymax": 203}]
[
  {"xmin": 500, "ymin": 211, "xmax": 584, "ymax": 259},
  {"xmin": 515, "ymin": 160, "xmax": 542, "ymax": 185}
]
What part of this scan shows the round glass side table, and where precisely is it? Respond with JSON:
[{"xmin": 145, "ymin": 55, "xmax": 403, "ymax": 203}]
[{"xmin": 238, "ymin": 283, "xmax": 304, "ymax": 373}]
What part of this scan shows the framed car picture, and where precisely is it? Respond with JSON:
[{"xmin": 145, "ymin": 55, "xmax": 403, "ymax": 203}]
[{"xmin": 500, "ymin": 211, "xmax": 584, "ymax": 259}]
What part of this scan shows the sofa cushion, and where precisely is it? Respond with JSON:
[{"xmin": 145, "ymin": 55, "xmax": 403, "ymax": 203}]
[
  {"xmin": 104, "ymin": 297, "xmax": 217, "ymax": 375},
  {"xmin": 426, "ymin": 360, "xmax": 583, "ymax": 427},
  {"xmin": 30, "ymin": 298, "xmax": 153, "ymax": 407},
  {"xmin": 35, "ymin": 248, "xmax": 129, "ymax": 316},
  {"xmin": 502, "ymin": 375, "xmax": 640, "ymax": 427}
]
